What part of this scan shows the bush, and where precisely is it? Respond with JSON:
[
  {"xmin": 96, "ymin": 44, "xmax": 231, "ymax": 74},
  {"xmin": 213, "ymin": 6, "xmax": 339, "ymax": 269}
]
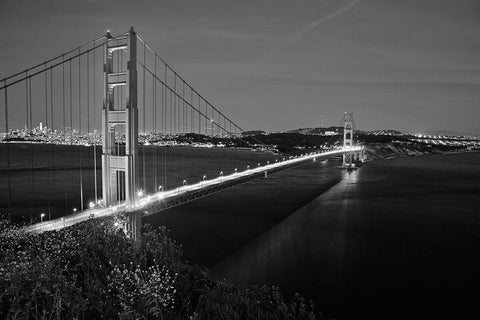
[
  {"xmin": 193, "ymin": 283, "xmax": 321, "ymax": 320},
  {"xmin": 0, "ymin": 216, "xmax": 328, "ymax": 319}
]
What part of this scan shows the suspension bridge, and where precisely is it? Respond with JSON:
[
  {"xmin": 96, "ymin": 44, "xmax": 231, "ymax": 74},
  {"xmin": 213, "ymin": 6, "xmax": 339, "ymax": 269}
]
[{"xmin": 0, "ymin": 28, "xmax": 364, "ymax": 240}]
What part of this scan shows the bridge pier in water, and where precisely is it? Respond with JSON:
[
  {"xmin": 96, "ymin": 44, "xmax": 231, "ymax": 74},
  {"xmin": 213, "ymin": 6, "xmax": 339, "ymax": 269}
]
[{"xmin": 102, "ymin": 27, "xmax": 141, "ymax": 240}]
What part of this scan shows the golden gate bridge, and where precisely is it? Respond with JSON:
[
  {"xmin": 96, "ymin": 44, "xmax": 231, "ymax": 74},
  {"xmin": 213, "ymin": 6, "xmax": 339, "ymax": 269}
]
[{"xmin": 0, "ymin": 28, "xmax": 364, "ymax": 240}]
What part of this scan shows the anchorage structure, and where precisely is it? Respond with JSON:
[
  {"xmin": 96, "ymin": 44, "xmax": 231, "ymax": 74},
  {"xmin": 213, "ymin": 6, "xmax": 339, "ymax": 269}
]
[{"xmin": 102, "ymin": 27, "xmax": 141, "ymax": 240}]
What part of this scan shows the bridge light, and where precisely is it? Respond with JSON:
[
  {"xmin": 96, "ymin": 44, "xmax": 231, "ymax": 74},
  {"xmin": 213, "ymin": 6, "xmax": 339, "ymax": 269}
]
[
  {"xmin": 203, "ymin": 175, "xmax": 207, "ymax": 181},
  {"xmin": 220, "ymin": 171, "xmax": 223, "ymax": 176},
  {"xmin": 234, "ymin": 168, "xmax": 237, "ymax": 173},
  {"xmin": 246, "ymin": 165, "xmax": 250, "ymax": 169},
  {"xmin": 158, "ymin": 185, "xmax": 162, "ymax": 191},
  {"xmin": 40, "ymin": 213, "xmax": 45, "ymax": 222},
  {"xmin": 257, "ymin": 163, "xmax": 260, "ymax": 167},
  {"xmin": 183, "ymin": 179, "xmax": 187, "ymax": 185},
  {"xmin": 73, "ymin": 207, "xmax": 77, "ymax": 213},
  {"xmin": 267, "ymin": 161, "xmax": 269, "ymax": 165},
  {"xmin": 89, "ymin": 201, "xmax": 95, "ymax": 209},
  {"xmin": 137, "ymin": 190, "xmax": 144, "ymax": 198}
]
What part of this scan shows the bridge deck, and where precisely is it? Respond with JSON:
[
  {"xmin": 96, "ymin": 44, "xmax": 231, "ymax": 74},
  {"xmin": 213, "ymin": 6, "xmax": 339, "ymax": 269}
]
[{"xmin": 26, "ymin": 147, "xmax": 362, "ymax": 233}]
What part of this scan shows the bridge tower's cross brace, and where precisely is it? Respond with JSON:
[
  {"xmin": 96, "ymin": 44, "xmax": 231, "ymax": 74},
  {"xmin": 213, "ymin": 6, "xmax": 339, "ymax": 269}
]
[{"xmin": 102, "ymin": 27, "xmax": 141, "ymax": 240}]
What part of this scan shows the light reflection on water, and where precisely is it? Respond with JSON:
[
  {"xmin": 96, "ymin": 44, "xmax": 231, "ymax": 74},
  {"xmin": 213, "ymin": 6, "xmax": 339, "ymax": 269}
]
[
  {"xmin": 341, "ymin": 168, "xmax": 359, "ymax": 183},
  {"xmin": 211, "ymin": 166, "xmax": 356, "ymax": 311},
  {"xmin": 211, "ymin": 153, "xmax": 480, "ymax": 318}
]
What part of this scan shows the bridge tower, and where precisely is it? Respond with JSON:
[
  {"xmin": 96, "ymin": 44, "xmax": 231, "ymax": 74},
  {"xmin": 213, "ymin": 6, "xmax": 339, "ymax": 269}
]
[
  {"xmin": 342, "ymin": 112, "xmax": 354, "ymax": 167},
  {"xmin": 102, "ymin": 27, "xmax": 141, "ymax": 240}
]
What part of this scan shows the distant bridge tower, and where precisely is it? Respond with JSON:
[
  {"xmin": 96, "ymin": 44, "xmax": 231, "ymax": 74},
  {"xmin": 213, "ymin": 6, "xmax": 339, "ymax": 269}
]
[
  {"xmin": 341, "ymin": 112, "xmax": 366, "ymax": 168},
  {"xmin": 342, "ymin": 112, "xmax": 354, "ymax": 167},
  {"xmin": 102, "ymin": 27, "xmax": 141, "ymax": 240}
]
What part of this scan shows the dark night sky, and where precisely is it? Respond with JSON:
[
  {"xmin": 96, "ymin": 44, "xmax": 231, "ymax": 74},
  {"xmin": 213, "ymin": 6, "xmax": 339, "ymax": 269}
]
[{"xmin": 1, "ymin": 0, "xmax": 479, "ymax": 134}]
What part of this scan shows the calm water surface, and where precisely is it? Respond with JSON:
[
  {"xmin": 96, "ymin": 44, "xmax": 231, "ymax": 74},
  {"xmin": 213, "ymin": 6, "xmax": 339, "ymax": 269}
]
[
  {"xmin": 209, "ymin": 152, "xmax": 480, "ymax": 319},
  {"xmin": 2, "ymin": 144, "xmax": 480, "ymax": 318},
  {"xmin": 0, "ymin": 143, "xmax": 275, "ymax": 220},
  {"xmin": 149, "ymin": 152, "xmax": 480, "ymax": 319}
]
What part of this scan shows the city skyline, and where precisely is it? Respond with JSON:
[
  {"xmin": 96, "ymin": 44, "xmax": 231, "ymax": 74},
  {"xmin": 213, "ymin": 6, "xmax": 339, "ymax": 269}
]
[{"xmin": 1, "ymin": 0, "xmax": 479, "ymax": 134}]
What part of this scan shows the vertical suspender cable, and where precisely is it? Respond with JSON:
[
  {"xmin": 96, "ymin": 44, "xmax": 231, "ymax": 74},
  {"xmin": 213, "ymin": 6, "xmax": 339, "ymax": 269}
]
[
  {"xmin": 198, "ymin": 94, "xmax": 201, "ymax": 135},
  {"xmin": 170, "ymin": 74, "xmax": 172, "ymax": 135},
  {"xmin": 29, "ymin": 77, "xmax": 33, "ymax": 133},
  {"xmin": 62, "ymin": 58, "xmax": 67, "ymax": 213},
  {"xmin": 183, "ymin": 81, "xmax": 185, "ymax": 134},
  {"xmin": 62, "ymin": 58, "xmax": 66, "ymax": 133},
  {"xmin": 174, "ymin": 74, "xmax": 176, "ymax": 134},
  {"xmin": 28, "ymin": 76, "xmax": 35, "ymax": 221},
  {"xmin": 142, "ymin": 43, "xmax": 146, "ymax": 192},
  {"xmin": 93, "ymin": 44, "xmax": 98, "ymax": 205},
  {"xmin": 87, "ymin": 52, "xmax": 90, "ymax": 133},
  {"xmin": 25, "ymin": 72, "xmax": 29, "ymax": 130},
  {"xmin": 153, "ymin": 54, "xmax": 157, "ymax": 191},
  {"xmin": 45, "ymin": 64, "xmax": 48, "ymax": 127},
  {"xmin": 163, "ymin": 64, "xmax": 166, "ymax": 189},
  {"xmin": 50, "ymin": 68, "xmax": 55, "ymax": 220},
  {"xmin": 191, "ymin": 89, "xmax": 193, "ymax": 134},
  {"xmin": 44, "ymin": 66, "xmax": 50, "ymax": 218},
  {"xmin": 87, "ymin": 50, "xmax": 91, "ymax": 202},
  {"xmin": 50, "ymin": 68, "xmax": 54, "ymax": 133},
  {"xmin": 182, "ymin": 81, "xmax": 185, "ymax": 181},
  {"xmin": 24, "ymin": 75, "xmax": 31, "ymax": 219},
  {"xmin": 4, "ymin": 82, "xmax": 12, "ymax": 217},
  {"xmin": 70, "ymin": 60, "xmax": 74, "ymax": 212},
  {"xmin": 44, "ymin": 64, "xmax": 51, "ymax": 218},
  {"xmin": 79, "ymin": 51, "xmax": 84, "ymax": 212}
]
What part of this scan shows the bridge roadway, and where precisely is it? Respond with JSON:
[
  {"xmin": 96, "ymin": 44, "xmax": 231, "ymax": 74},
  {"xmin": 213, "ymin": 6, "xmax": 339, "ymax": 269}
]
[{"xmin": 26, "ymin": 147, "xmax": 362, "ymax": 233}]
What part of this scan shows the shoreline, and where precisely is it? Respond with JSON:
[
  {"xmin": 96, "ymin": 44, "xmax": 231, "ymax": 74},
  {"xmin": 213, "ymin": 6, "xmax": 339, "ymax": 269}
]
[
  {"xmin": 441, "ymin": 149, "xmax": 480, "ymax": 155},
  {"xmin": 364, "ymin": 142, "xmax": 479, "ymax": 161}
]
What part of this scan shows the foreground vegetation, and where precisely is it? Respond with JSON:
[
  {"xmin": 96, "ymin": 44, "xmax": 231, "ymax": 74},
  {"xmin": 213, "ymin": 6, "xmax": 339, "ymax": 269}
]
[{"xmin": 0, "ymin": 217, "xmax": 326, "ymax": 319}]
